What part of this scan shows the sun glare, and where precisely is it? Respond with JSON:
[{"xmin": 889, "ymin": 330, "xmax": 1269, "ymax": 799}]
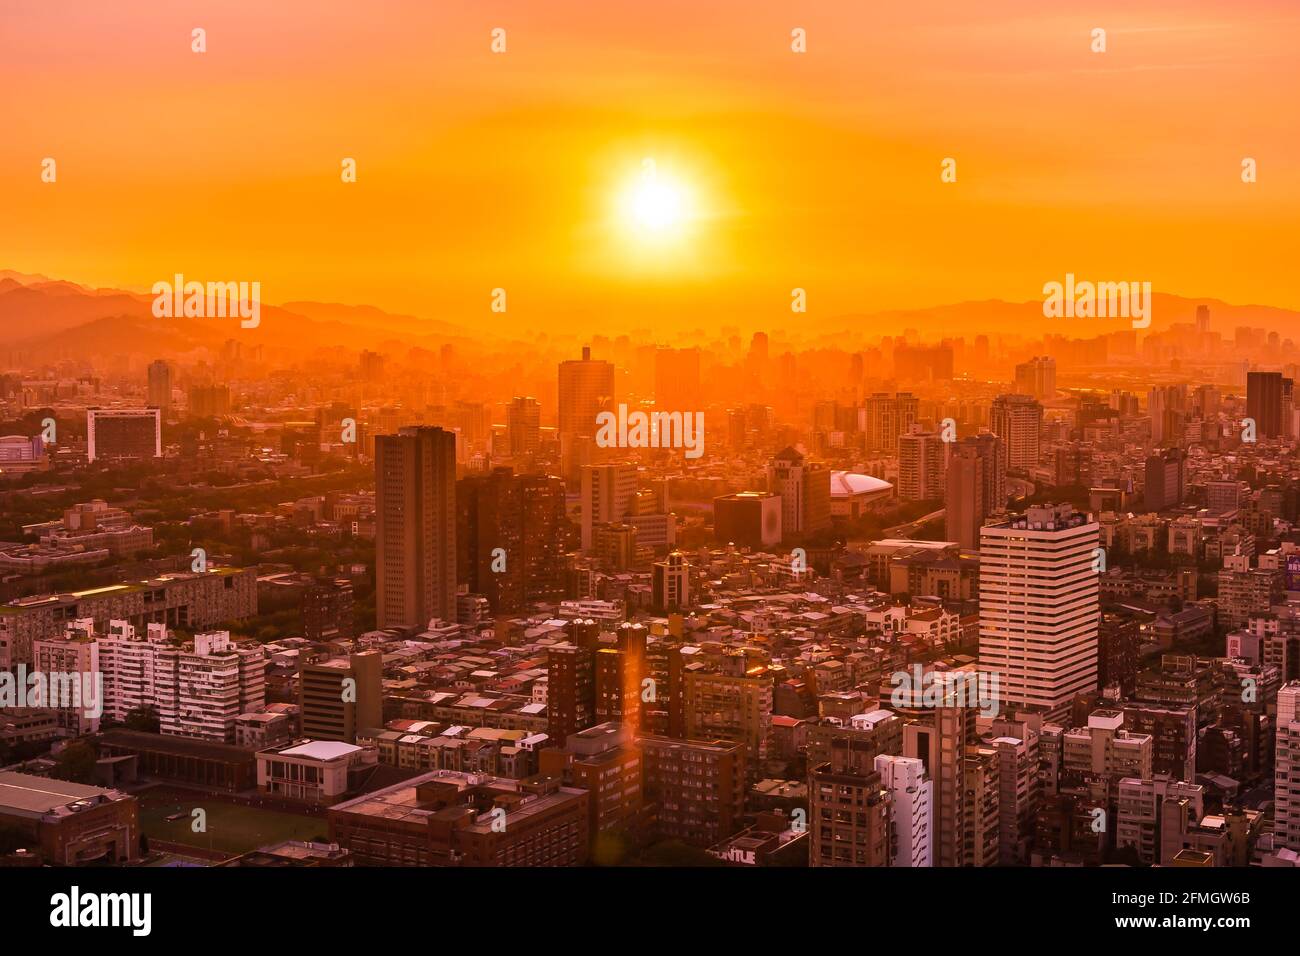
[{"xmin": 619, "ymin": 159, "xmax": 690, "ymax": 239}]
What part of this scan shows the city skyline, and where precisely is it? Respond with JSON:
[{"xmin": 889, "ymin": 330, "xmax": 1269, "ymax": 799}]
[
  {"xmin": 3, "ymin": 4, "xmax": 1299, "ymax": 931},
  {"xmin": 4, "ymin": 0, "xmax": 1300, "ymax": 334}
]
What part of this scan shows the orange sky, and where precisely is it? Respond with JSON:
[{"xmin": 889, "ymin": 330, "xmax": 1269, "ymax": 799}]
[{"xmin": 3, "ymin": 0, "xmax": 1298, "ymax": 333}]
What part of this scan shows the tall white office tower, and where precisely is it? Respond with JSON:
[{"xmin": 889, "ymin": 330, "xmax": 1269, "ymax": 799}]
[{"xmin": 979, "ymin": 504, "xmax": 1100, "ymax": 720}]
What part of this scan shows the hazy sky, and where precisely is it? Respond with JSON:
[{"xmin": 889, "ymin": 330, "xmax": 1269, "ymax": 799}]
[{"xmin": 3, "ymin": 0, "xmax": 1298, "ymax": 332}]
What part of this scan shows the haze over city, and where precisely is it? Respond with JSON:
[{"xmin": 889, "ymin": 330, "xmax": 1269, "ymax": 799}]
[{"xmin": 0, "ymin": 3, "xmax": 1297, "ymax": 935}]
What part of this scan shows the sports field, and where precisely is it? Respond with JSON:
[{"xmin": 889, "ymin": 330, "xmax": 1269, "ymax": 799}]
[{"xmin": 138, "ymin": 788, "xmax": 328, "ymax": 856}]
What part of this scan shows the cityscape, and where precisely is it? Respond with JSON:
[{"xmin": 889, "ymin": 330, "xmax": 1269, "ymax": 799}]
[{"xmin": 0, "ymin": 3, "xmax": 1296, "ymax": 927}]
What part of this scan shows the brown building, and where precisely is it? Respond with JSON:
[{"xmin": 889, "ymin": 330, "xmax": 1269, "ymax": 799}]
[
  {"xmin": 0, "ymin": 770, "xmax": 139, "ymax": 865},
  {"xmin": 595, "ymin": 623, "xmax": 648, "ymax": 733},
  {"xmin": 538, "ymin": 722, "xmax": 644, "ymax": 856},
  {"xmin": 457, "ymin": 467, "xmax": 525, "ymax": 613},
  {"xmin": 304, "ymin": 577, "xmax": 354, "ymax": 643},
  {"xmin": 808, "ymin": 757, "xmax": 891, "ymax": 867},
  {"xmin": 300, "ymin": 651, "xmax": 384, "ymax": 744},
  {"xmin": 547, "ymin": 622, "xmax": 602, "ymax": 742},
  {"xmin": 328, "ymin": 770, "xmax": 588, "ymax": 866},
  {"xmin": 684, "ymin": 652, "xmax": 774, "ymax": 777},
  {"xmin": 375, "ymin": 426, "xmax": 457, "ymax": 630},
  {"xmin": 637, "ymin": 735, "xmax": 745, "ymax": 847},
  {"xmin": 98, "ymin": 729, "xmax": 257, "ymax": 791}
]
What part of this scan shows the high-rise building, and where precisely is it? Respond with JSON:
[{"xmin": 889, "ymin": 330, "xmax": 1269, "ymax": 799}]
[
  {"xmin": 1147, "ymin": 384, "xmax": 1189, "ymax": 446},
  {"xmin": 558, "ymin": 346, "xmax": 615, "ymax": 441},
  {"xmin": 684, "ymin": 653, "xmax": 773, "ymax": 774},
  {"xmin": 979, "ymin": 504, "xmax": 1100, "ymax": 719},
  {"xmin": 1276, "ymin": 682, "xmax": 1300, "ymax": 851},
  {"xmin": 375, "ymin": 426, "xmax": 457, "ymax": 630},
  {"xmin": 863, "ymin": 392, "xmax": 919, "ymax": 455},
  {"xmin": 547, "ymin": 620, "xmax": 601, "ymax": 742},
  {"xmin": 539, "ymin": 722, "xmax": 645, "ymax": 851},
  {"xmin": 766, "ymin": 446, "xmax": 831, "ymax": 536},
  {"xmin": 519, "ymin": 473, "xmax": 569, "ymax": 603},
  {"xmin": 874, "ymin": 754, "xmax": 933, "ymax": 867},
  {"xmin": 146, "ymin": 360, "xmax": 172, "ymax": 410},
  {"xmin": 86, "ymin": 407, "xmax": 161, "ymax": 463},
  {"xmin": 902, "ymin": 699, "xmax": 976, "ymax": 867},
  {"xmin": 1014, "ymin": 356, "xmax": 1056, "ymax": 399},
  {"xmin": 897, "ymin": 428, "xmax": 945, "ymax": 502},
  {"xmin": 154, "ymin": 631, "xmax": 266, "ymax": 743},
  {"xmin": 580, "ymin": 462, "xmax": 638, "ymax": 551},
  {"xmin": 594, "ymin": 623, "xmax": 648, "ymax": 733},
  {"xmin": 299, "ymin": 651, "xmax": 383, "ymax": 744},
  {"xmin": 652, "ymin": 551, "xmax": 690, "ymax": 611},
  {"xmin": 945, "ymin": 441, "xmax": 985, "ymax": 550},
  {"xmin": 809, "ymin": 746, "xmax": 892, "ymax": 866},
  {"xmin": 505, "ymin": 396, "xmax": 541, "ymax": 457},
  {"xmin": 989, "ymin": 394, "xmax": 1042, "ymax": 472},
  {"xmin": 1144, "ymin": 447, "xmax": 1186, "ymax": 512},
  {"xmin": 31, "ymin": 624, "xmax": 101, "ymax": 737},
  {"xmin": 303, "ymin": 577, "xmax": 354, "ymax": 642},
  {"xmin": 95, "ymin": 620, "xmax": 159, "ymax": 722},
  {"xmin": 458, "ymin": 467, "xmax": 525, "ymax": 612},
  {"xmin": 189, "ymin": 383, "xmax": 232, "ymax": 417},
  {"xmin": 1246, "ymin": 371, "xmax": 1287, "ymax": 439},
  {"xmin": 637, "ymin": 735, "xmax": 745, "ymax": 847},
  {"xmin": 970, "ymin": 432, "xmax": 1007, "ymax": 515}
]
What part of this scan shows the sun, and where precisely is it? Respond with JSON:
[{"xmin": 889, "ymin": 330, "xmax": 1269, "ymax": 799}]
[{"xmin": 619, "ymin": 159, "xmax": 691, "ymax": 238}]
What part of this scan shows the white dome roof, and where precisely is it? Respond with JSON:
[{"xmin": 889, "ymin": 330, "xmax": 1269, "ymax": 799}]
[{"xmin": 830, "ymin": 471, "xmax": 892, "ymax": 497}]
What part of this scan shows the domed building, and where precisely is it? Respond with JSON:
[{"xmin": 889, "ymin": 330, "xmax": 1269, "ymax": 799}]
[{"xmin": 829, "ymin": 471, "xmax": 893, "ymax": 520}]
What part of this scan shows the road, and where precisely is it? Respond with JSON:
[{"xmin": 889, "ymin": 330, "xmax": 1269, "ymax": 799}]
[{"xmin": 884, "ymin": 508, "xmax": 945, "ymax": 538}]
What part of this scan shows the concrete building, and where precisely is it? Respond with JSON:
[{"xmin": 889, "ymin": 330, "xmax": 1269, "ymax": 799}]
[
  {"xmin": 979, "ymin": 504, "xmax": 1100, "ymax": 719},
  {"xmin": 874, "ymin": 754, "xmax": 932, "ymax": 867},
  {"xmin": 375, "ymin": 426, "xmax": 457, "ymax": 630},
  {"xmin": 256, "ymin": 739, "xmax": 375, "ymax": 804},
  {"xmin": 766, "ymin": 446, "xmax": 831, "ymax": 537},
  {"xmin": 0, "ymin": 771, "xmax": 139, "ymax": 866},
  {"xmin": 328, "ymin": 770, "xmax": 589, "ymax": 866},
  {"xmin": 300, "ymin": 651, "xmax": 383, "ymax": 744}
]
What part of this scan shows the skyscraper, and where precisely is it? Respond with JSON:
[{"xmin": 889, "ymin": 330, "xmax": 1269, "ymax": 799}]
[
  {"xmin": 989, "ymin": 394, "xmax": 1042, "ymax": 472},
  {"xmin": 457, "ymin": 467, "xmax": 525, "ymax": 613},
  {"xmin": 506, "ymin": 396, "xmax": 541, "ymax": 457},
  {"xmin": 897, "ymin": 428, "xmax": 945, "ymax": 501},
  {"xmin": 147, "ymin": 360, "xmax": 171, "ymax": 410},
  {"xmin": 1276, "ymin": 682, "xmax": 1300, "ymax": 851},
  {"xmin": 558, "ymin": 345, "xmax": 615, "ymax": 442},
  {"xmin": 863, "ymin": 392, "xmax": 919, "ymax": 455},
  {"xmin": 1013, "ymin": 356, "xmax": 1056, "ymax": 400},
  {"xmin": 945, "ymin": 441, "xmax": 985, "ymax": 550},
  {"xmin": 1246, "ymin": 371, "xmax": 1286, "ymax": 439},
  {"xmin": 375, "ymin": 426, "xmax": 457, "ymax": 630},
  {"xmin": 874, "ymin": 754, "xmax": 933, "ymax": 867},
  {"xmin": 766, "ymin": 446, "xmax": 831, "ymax": 536},
  {"xmin": 580, "ymin": 462, "xmax": 638, "ymax": 551},
  {"xmin": 1144, "ymin": 447, "xmax": 1186, "ymax": 511},
  {"xmin": 979, "ymin": 504, "xmax": 1100, "ymax": 720}
]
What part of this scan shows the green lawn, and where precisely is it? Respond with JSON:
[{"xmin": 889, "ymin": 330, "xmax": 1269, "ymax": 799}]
[{"xmin": 139, "ymin": 790, "xmax": 328, "ymax": 855}]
